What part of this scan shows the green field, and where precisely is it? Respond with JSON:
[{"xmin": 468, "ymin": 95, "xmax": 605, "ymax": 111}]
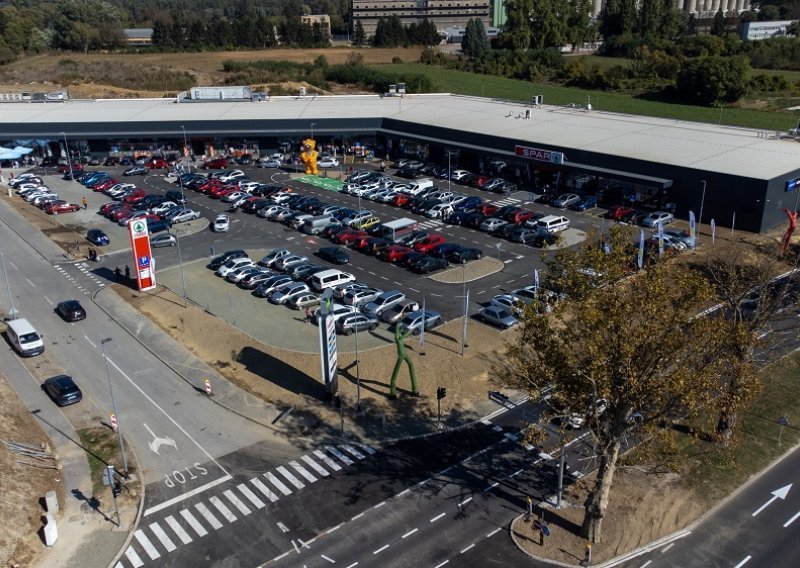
[{"xmin": 375, "ymin": 62, "xmax": 799, "ymax": 131}]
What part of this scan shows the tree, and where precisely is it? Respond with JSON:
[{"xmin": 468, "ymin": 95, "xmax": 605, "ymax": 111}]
[
  {"xmin": 497, "ymin": 226, "xmax": 722, "ymax": 542},
  {"xmin": 353, "ymin": 20, "xmax": 366, "ymax": 46},
  {"xmin": 501, "ymin": 0, "xmax": 534, "ymax": 50},
  {"xmin": 676, "ymin": 55, "xmax": 749, "ymax": 105},
  {"xmin": 566, "ymin": 0, "xmax": 594, "ymax": 48},
  {"xmin": 530, "ymin": 0, "xmax": 569, "ymax": 49},
  {"xmin": 712, "ymin": 8, "xmax": 726, "ymax": 36},
  {"xmin": 462, "ymin": 18, "xmax": 490, "ymax": 58},
  {"xmin": 373, "ymin": 16, "xmax": 405, "ymax": 47}
]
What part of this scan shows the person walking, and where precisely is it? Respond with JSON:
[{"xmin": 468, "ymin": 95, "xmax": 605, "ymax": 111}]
[
  {"xmin": 81, "ymin": 196, "xmax": 88, "ymax": 209},
  {"xmin": 305, "ymin": 307, "xmax": 313, "ymax": 324},
  {"xmin": 124, "ymin": 265, "xmax": 131, "ymax": 281}
]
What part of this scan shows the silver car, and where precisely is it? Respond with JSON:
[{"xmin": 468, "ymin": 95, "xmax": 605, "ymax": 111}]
[
  {"xmin": 398, "ymin": 310, "xmax": 443, "ymax": 336},
  {"xmin": 149, "ymin": 233, "xmax": 177, "ymax": 248},
  {"xmin": 268, "ymin": 282, "xmax": 310, "ymax": 304},
  {"xmin": 478, "ymin": 306, "xmax": 518, "ymax": 329},
  {"xmin": 363, "ymin": 290, "xmax": 406, "ymax": 318}
]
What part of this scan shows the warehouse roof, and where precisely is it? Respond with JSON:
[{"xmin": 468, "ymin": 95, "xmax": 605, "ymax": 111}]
[{"xmin": 1, "ymin": 93, "xmax": 798, "ymax": 180}]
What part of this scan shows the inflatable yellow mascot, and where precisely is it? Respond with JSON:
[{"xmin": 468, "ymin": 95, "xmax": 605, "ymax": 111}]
[{"xmin": 300, "ymin": 138, "xmax": 319, "ymax": 175}]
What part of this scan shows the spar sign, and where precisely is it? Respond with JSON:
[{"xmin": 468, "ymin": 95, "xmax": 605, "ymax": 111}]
[
  {"xmin": 128, "ymin": 220, "xmax": 156, "ymax": 291},
  {"xmin": 515, "ymin": 145, "xmax": 565, "ymax": 165}
]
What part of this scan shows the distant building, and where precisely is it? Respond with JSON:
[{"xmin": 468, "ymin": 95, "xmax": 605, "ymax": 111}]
[
  {"xmin": 301, "ymin": 14, "xmax": 332, "ymax": 38},
  {"xmin": 351, "ymin": 0, "xmax": 491, "ymax": 36},
  {"xmin": 122, "ymin": 28, "xmax": 153, "ymax": 47},
  {"xmin": 186, "ymin": 86, "xmax": 253, "ymax": 101},
  {"xmin": 492, "ymin": 0, "xmax": 507, "ymax": 28},
  {"xmin": 588, "ymin": 1, "xmax": 752, "ymax": 17},
  {"xmin": 739, "ymin": 20, "xmax": 796, "ymax": 41},
  {"xmin": 441, "ymin": 25, "xmax": 500, "ymax": 44}
]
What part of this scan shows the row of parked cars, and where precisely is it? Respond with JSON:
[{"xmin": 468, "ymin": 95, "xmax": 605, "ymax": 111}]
[
  {"xmin": 392, "ymin": 159, "xmax": 518, "ymax": 195},
  {"xmin": 9, "ymin": 173, "xmax": 83, "ymax": 214},
  {"xmin": 207, "ymin": 248, "xmax": 443, "ymax": 336}
]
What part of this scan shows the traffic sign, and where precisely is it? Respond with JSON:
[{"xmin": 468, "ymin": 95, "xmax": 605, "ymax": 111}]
[
  {"xmin": 779, "ymin": 416, "xmax": 789, "ymax": 426},
  {"xmin": 110, "ymin": 412, "xmax": 117, "ymax": 431},
  {"xmin": 204, "ymin": 378, "xmax": 212, "ymax": 396}
]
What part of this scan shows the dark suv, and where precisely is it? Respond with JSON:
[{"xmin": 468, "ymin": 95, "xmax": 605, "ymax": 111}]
[{"xmin": 209, "ymin": 250, "xmax": 247, "ymax": 270}]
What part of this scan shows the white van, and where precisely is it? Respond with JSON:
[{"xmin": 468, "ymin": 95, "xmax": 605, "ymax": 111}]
[
  {"xmin": 302, "ymin": 215, "xmax": 336, "ymax": 235},
  {"xmin": 311, "ymin": 269, "xmax": 356, "ymax": 292},
  {"xmin": 528, "ymin": 214, "xmax": 570, "ymax": 235},
  {"xmin": 6, "ymin": 318, "xmax": 45, "ymax": 357},
  {"xmin": 404, "ymin": 178, "xmax": 434, "ymax": 196}
]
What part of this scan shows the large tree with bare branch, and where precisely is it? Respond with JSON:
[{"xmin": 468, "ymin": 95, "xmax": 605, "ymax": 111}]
[{"xmin": 497, "ymin": 226, "xmax": 722, "ymax": 543}]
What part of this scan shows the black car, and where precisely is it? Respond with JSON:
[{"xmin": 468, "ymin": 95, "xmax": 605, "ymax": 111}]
[
  {"xmin": 55, "ymin": 300, "xmax": 86, "ymax": 321},
  {"xmin": 398, "ymin": 251, "xmax": 426, "ymax": 268},
  {"xmin": 531, "ymin": 233, "xmax": 560, "ymax": 248},
  {"xmin": 444, "ymin": 210, "xmax": 471, "ymax": 225},
  {"xmin": 492, "ymin": 222, "xmax": 519, "ymax": 240},
  {"xmin": 318, "ymin": 246, "xmax": 350, "ymax": 264},
  {"xmin": 410, "ymin": 255, "xmax": 449, "ymax": 273},
  {"xmin": 237, "ymin": 154, "xmax": 254, "ymax": 165},
  {"xmin": 463, "ymin": 212, "xmax": 487, "ymax": 229},
  {"xmin": 43, "ymin": 375, "xmax": 83, "ymax": 406},
  {"xmin": 447, "ymin": 247, "xmax": 483, "ymax": 264},
  {"xmin": 146, "ymin": 218, "xmax": 172, "ymax": 233},
  {"xmin": 86, "ymin": 228, "xmax": 109, "ymax": 246},
  {"xmin": 209, "ymin": 249, "xmax": 248, "ymax": 270},
  {"xmin": 104, "ymin": 156, "xmax": 120, "ymax": 166},
  {"xmin": 243, "ymin": 198, "xmax": 271, "ymax": 213},
  {"xmin": 165, "ymin": 189, "xmax": 188, "ymax": 204}
]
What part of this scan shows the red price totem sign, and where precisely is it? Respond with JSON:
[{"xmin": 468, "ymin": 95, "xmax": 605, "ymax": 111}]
[{"xmin": 128, "ymin": 219, "xmax": 156, "ymax": 291}]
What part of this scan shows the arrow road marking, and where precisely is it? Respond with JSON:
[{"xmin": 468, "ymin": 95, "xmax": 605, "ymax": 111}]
[
  {"xmin": 143, "ymin": 423, "xmax": 178, "ymax": 455},
  {"xmin": 752, "ymin": 484, "xmax": 792, "ymax": 517}
]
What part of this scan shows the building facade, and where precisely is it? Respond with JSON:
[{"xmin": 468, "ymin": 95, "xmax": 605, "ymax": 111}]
[
  {"xmin": 351, "ymin": 0, "xmax": 491, "ymax": 36},
  {"xmin": 590, "ymin": 0, "xmax": 752, "ymax": 17},
  {"xmin": 739, "ymin": 20, "xmax": 796, "ymax": 40}
]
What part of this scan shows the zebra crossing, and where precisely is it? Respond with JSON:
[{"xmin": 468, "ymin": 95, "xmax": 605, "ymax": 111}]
[
  {"xmin": 53, "ymin": 262, "xmax": 106, "ymax": 296},
  {"xmin": 114, "ymin": 443, "xmax": 376, "ymax": 567},
  {"xmin": 416, "ymin": 218, "xmax": 443, "ymax": 230},
  {"xmin": 491, "ymin": 196, "xmax": 522, "ymax": 207}
]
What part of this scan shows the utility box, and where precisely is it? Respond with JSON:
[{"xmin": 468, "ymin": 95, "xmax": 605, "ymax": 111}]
[
  {"xmin": 45, "ymin": 490, "xmax": 59, "ymax": 513},
  {"xmin": 43, "ymin": 512, "xmax": 58, "ymax": 546}
]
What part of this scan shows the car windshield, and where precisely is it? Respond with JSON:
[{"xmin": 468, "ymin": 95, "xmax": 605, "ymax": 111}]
[{"xmin": 19, "ymin": 332, "xmax": 41, "ymax": 343}]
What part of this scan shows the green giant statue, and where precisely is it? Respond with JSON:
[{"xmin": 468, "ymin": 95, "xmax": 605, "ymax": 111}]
[{"xmin": 390, "ymin": 324, "xmax": 418, "ymax": 398}]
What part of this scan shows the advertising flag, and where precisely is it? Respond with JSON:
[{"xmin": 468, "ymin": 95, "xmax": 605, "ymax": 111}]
[
  {"xmin": 534, "ymin": 269, "xmax": 540, "ymax": 291},
  {"xmin": 658, "ymin": 223, "xmax": 664, "ymax": 257},
  {"xmin": 638, "ymin": 229, "xmax": 645, "ymax": 269},
  {"xmin": 420, "ymin": 298, "xmax": 426, "ymax": 349},
  {"xmin": 711, "ymin": 219, "xmax": 716, "ymax": 245},
  {"xmin": 689, "ymin": 210, "xmax": 697, "ymax": 249}
]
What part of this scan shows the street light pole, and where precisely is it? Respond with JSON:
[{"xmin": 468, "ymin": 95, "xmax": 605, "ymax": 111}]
[
  {"xmin": 354, "ymin": 321, "xmax": 361, "ymax": 412},
  {"xmin": 460, "ymin": 264, "xmax": 468, "ymax": 356},
  {"xmin": 175, "ymin": 127, "xmax": 189, "ymax": 306},
  {"xmin": 0, "ymin": 252, "xmax": 16, "ymax": 319},
  {"xmin": 698, "ymin": 180, "xmax": 707, "ymax": 235},
  {"xmin": 101, "ymin": 338, "xmax": 128, "ymax": 476}
]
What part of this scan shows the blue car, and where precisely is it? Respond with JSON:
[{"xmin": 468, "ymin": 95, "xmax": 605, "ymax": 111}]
[
  {"xmin": 571, "ymin": 195, "xmax": 598, "ymax": 211},
  {"xmin": 86, "ymin": 228, "xmax": 110, "ymax": 246},
  {"xmin": 453, "ymin": 196, "xmax": 483, "ymax": 211},
  {"xmin": 80, "ymin": 172, "xmax": 109, "ymax": 186}
]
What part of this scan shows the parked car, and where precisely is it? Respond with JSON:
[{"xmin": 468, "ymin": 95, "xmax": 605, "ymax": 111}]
[
  {"xmin": 55, "ymin": 300, "xmax": 86, "ymax": 322},
  {"xmin": 336, "ymin": 314, "xmax": 379, "ymax": 335},
  {"xmin": 43, "ymin": 375, "xmax": 83, "ymax": 406},
  {"xmin": 641, "ymin": 211, "xmax": 674, "ymax": 228},
  {"xmin": 258, "ymin": 158, "xmax": 282, "ymax": 169},
  {"xmin": 478, "ymin": 306, "xmax": 518, "ymax": 329},
  {"xmin": 168, "ymin": 208, "xmax": 201, "ymax": 223},
  {"xmin": 552, "ymin": 193, "xmax": 580, "ymax": 208},
  {"xmin": 149, "ymin": 233, "xmax": 177, "ymax": 248},
  {"xmin": 363, "ymin": 290, "xmax": 406, "ymax": 318},
  {"xmin": 217, "ymin": 257, "xmax": 253, "ymax": 277},
  {"xmin": 259, "ymin": 248, "xmax": 292, "ymax": 268},
  {"xmin": 47, "ymin": 202, "xmax": 81, "ymax": 215},
  {"xmin": 317, "ymin": 246, "xmax": 350, "ymax": 265},
  {"xmin": 123, "ymin": 165, "xmax": 149, "ymax": 176},
  {"xmin": 343, "ymin": 287, "xmax": 383, "ymax": 307},
  {"xmin": 414, "ymin": 234, "xmax": 446, "ymax": 254},
  {"xmin": 86, "ymin": 228, "xmax": 109, "ymax": 246},
  {"xmin": 398, "ymin": 310, "xmax": 443, "ymax": 335},
  {"xmin": 269, "ymin": 282, "xmax": 310, "ymax": 305},
  {"xmin": 254, "ymin": 275, "xmax": 293, "ymax": 297},
  {"xmin": 410, "ymin": 255, "xmax": 449, "ymax": 274},
  {"xmin": 571, "ymin": 195, "xmax": 598, "ymax": 211},
  {"xmin": 213, "ymin": 214, "xmax": 230, "ymax": 232},
  {"xmin": 317, "ymin": 157, "xmax": 340, "ymax": 168},
  {"xmin": 446, "ymin": 246, "xmax": 483, "ymax": 264},
  {"xmin": 286, "ymin": 292, "xmax": 321, "ymax": 310},
  {"xmin": 380, "ymin": 300, "xmax": 421, "ymax": 324}
]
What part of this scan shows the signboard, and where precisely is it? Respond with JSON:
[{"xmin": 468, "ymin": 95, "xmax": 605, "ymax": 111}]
[
  {"xmin": 515, "ymin": 145, "xmax": 564, "ymax": 165},
  {"xmin": 318, "ymin": 295, "xmax": 338, "ymax": 397},
  {"xmin": 786, "ymin": 177, "xmax": 800, "ymax": 192},
  {"xmin": 127, "ymin": 220, "xmax": 156, "ymax": 291}
]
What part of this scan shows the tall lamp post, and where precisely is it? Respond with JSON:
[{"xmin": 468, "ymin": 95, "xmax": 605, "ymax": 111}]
[
  {"xmin": 173, "ymin": 126, "xmax": 189, "ymax": 306},
  {"xmin": 101, "ymin": 338, "xmax": 129, "ymax": 476},
  {"xmin": 0, "ymin": 252, "xmax": 16, "ymax": 319},
  {"xmin": 354, "ymin": 321, "xmax": 361, "ymax": 412},
  {"xmin": 447, "ymin": 151, "xmax": 457, "ymax": 193},
  {"xmin": 460, "ymin": 264, "xmax": 469, "ymax": 356},
  {"xmin": 180, "ymin": 125, "xmax": 189, "ymax": 160}
]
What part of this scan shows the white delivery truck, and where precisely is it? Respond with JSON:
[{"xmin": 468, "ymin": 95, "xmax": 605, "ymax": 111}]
[{"xmin": 377, "ymin": 218, "xmax": 418, "ymax": 242}]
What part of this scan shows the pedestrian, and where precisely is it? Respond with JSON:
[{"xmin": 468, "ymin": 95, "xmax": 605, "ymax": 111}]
[
  {"xmin": 380, "ymin": 160, "xmax": 386, "ymax": 172},
  {"xmin": 305, "ymin": 307, "xmax": 313, "ymax": 324},
  {"xmin": 82, "ymin": 196, "xmax": 88, "ymax": 209},
  {"xmin": 125, "ymin": 265, "xmax": 130, "ymax": 281},
  {"xmin": 114, "ymin": 267, "xmax": 121, "ymax": 282}
]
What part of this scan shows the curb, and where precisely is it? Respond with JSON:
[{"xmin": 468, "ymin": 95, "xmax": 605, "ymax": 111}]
[
  {"xmin": 508, "ymin": 514, "xmax": 576, "ymax": 568},
  {"xmin": 106, "ymin": 443, "xmax": 147, "ymax": 568}
]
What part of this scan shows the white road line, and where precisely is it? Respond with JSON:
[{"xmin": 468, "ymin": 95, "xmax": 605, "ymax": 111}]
[
  {"xmin": 134, "ymin": 529, "xmax": 161, "ymax": 560},
  {"xmin": 374, "ymin": 500, "xmax": 386, "ymax": 509},
  {"xmin": 460, "ymin": 543, "xmax": 475, "ymax": 553},
  {"xmin": 314, "ymin": 449, "xmax": 342, "ymax": 471},
  {"xmin": 276, "ymin": 465, "xmax": 306, "ymax": 489},
  {"xmin": 321, "ymin": 555, "xmax": 336, "ymax": 563},
  {"xmin": 224, "ymin": 489, "xmax": 252, "ymax": 516},
  {"xmin": 145, "ymin": 475, "xmax": 232, "ymax": 516},
  {"xmin": 25, "ymin": 278, "xmax": 35, "ymax": 287},
  {"xmin": 434, "ymin": 560, "xmax": 449, "ymax": 568},
  {"xmin": 342, "ymin": 445, "xmax": 366, "ymax": 460},
  {"xmin": 8, "ymin": 261, "xmax": 16, "ymax": 270},
  {"xmin": 373, "ymin": 544, "xmax": 390, "ymax": 555},
  {"xmin": 430, "ymin": 512, "xmax": 446, "ymax": 523},
  {"xmin": 195, "ymin": 502, "xmax": 223, "ymax": 529},
  {"xmin": 84, "ymin": 335, "xmax": 96, "ymax": 348},
  {"xmin": 180, "ymin": 509, "xmax": 208, "ymax": 536},
  {"xmin": 458, "ymin": 497, "xmax": 472, "ymax": 507},
  {"xmin": 784, "ymin": 511, "xmax": 800, "ymax": 527},
  {"xmin": 266, "ymin": 471, "xmax": 293, "ymax": 495},
  {"xmin": 639, "ymin": 561, "xmax": 652, "ymax": 568},
  {"xmin": 164, "ymin": 515, "xmax": 192, "ymax": 545},
  {"xmin": 43, "ymin": 296, "xmax": 53, "ymax": 305},
  {"xmin": 273, "ymin": 551, "xmax": 290, "ymax": 562},
  {"xmin": 251, "ymin": 477, "xmax": 279, "ymax": 502},
  {"xmin": 327, "ymin": 446, "xmax": 355, "ymax": 465},
  {"xmin": 486, "ymin": 527, "xmax": 502, "ymax": 538},
  {"xmin": 733, "ymin": 556, "xmax": 752, "ymax": 568},
  {"xmin": 398, "ymin": 489, "xmax": 410, "ymax": 497},
  {"xmin": 326, "ymin": 524, "xmax": 342, "ymax": 534},
  {"xmin": 302, "ymin": 454, "xmax": 330, "ymax": 477},
  {"xmin": 289, "ymin": 460, "xmax": 318, "ymax": 483},
  {"xmin": 210, "ymin": 495, "xmax": 237, "ymax": 523},
  {"xmin": 346, "ymin": 563, "xmax": 359, "ymax": 568},
  {"xmin": 237, "ymin": 483, "xmax": 265, "ymax": 509},
  {"xmin": 484, "ymin": 482, "xmax": 499, "ymax": 492},
  {"xmin": 661, "ymin": 543, "xmax": 674, "ymax": 553},
  {"xmin": 149, "ymin": 522, "xmax": 177, "ymax": 552},
  {"xmin": 124, "ymin": 547, "xmax": 144, "ymax": 568},
  {"xmin": 351, "ymin": 512, "xmax": 364, "ymax": 521},
  {"xmin": 402, "ymin": 528, "xmax": 418, "ymax": 539}
]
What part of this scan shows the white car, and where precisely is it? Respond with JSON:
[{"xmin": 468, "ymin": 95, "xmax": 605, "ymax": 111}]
[
  {"xmin": 425, "ymin": 203, "xmax": 453, "ymax": 219},
  {"xmin": 258, "ymin": 204, "xmax": 284, "ymax": 218},
  {"xmin": 641, "ymin": 211, "xmax": 674, "ymax": 228},
  {"xmin": 314, "ymin": 303, "xmax": 358, "ymax": 324},
  {"xmin": 169, "ymin": 208, "xmax": 201, "ymax": 223},
  {"xmin": 275, "ymin": 254, "xmax": 309, "ymax": 272},
  {"xmin": 222, "ymin": 191, "xmax": 248, "ymax": 203},
  {"xmin": 217, "ymin": 170, "xmax": 246, "ymax": 183},
  {"xmin": 213, "ymin": 214, "xmax": 230, "ymax": 232},
  {"xmin": 151, "ymin": 201, "xmax": 179, "ymax": 215},
  {"xmin": 216, "ymin": 257, "xmax": 253, "ymax": 277},
  {"xmin": 317, "ymin": 157, "xmax": 340, "ymax": 168}
]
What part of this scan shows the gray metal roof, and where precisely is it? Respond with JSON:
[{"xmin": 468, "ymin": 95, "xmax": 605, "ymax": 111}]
[{"xmin": 1, "ymin": 93, "xmax": 798, "ymax": 180}]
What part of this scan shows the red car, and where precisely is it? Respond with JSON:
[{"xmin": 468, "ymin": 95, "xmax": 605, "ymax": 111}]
[
  {"xmin": 351, "ymin": 235, "xmax": 373, "ymax": 251},
  {"xmin": 611, "ymin": 205, "xmax": 634, "ymax": 221},
  {"xmin": 146, "ymin": 158, "xmax": 168, "ymax": 169},
  {"xmin": 110, "ymin": 207, "xmax": 134, "ymax": 222},
  {"xmin": 414, "ymin": 234, "xmax": 446, "ymax": 254},
  {"xmin": 47, "ymin": 202, "xmax": 81, "ymax": 215},
  {"xmin": 471, "ymin": 175, "xmax": 490, "ymax": 188},
  {"xmin": 197, "ymin": 180, "xmax": 223, "ymax": 194},
  {"xmin": 392, "ymin": 193, "xmax": 412, "ymax": 207},
  {"xmin": 479, "ymin": 203, "xmax": 498, "ymax": 216},
  {"xmin": 509, "ymin": 210, "xmax": 537, "ymax": 225},
  {"xmin": 100, "ymin": 202, "xmax": 124, "ymax": 215},
  {"xmin": 335, "ymin": 229, "xmax": 368, "ymax": 246},
  {"xmin": 202, "ymin": 158, "xmax": 228, "ymax": 170},
  {"xmin": 93, "ymin": 179, "xmax": 119, "ymax": 192},
  {"xmin": 58, "ymin": 163, "xmax": 84, "ymax": 173},
  {"xmin": 210, "ymin": 185, "xmax": 237, "ymax": 199},
  {"xmin": 122, "ymin": 189, "xmax": 148, "ymax": 204},
  {"xmin": 377, "ymin": 245, "xmax": 414, "ymax": 263}
]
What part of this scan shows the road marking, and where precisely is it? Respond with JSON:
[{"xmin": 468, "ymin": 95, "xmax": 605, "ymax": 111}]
[
  {"xmin": 458, "ymin": 497, "xmax": 472, "ymax": 507},
  {"xmin": 398, "ymin": 489, "xmax": 410, "ymax": 497},
  {"xmin": 402, "ymin": 528, "xmax": 418, "ymax": 539},
  {"xmin": 84, "ymin": 335, "xmax": 96, "ymax": 348},
  {"xmin": 434, "ymin": 560, "xmax": 449, "ymax": 568},
  {"xmin": 289, "ymin": 460, "xmax": 318, "ymax": 483},
  {"xmin": 374, "ymin": 500, "xmax": 386, "ymax": 509},
  {"xmin": 484, "ymin": 482, "xmax": 499, "ymax": 492},
  {"xmin": 164, "ymin": 515, "xmax": 192, "ymax": 544},
  {"xmin": 661, "ymin": 543, "xmax": 674, "ymax": 553},
  {"xmin": 124, "ymin": 547, "xmax": 144, "ymax": 568},
  {"xmin": 237, "ymin": 483, "xmax": 265, "ymax": 509},
  {"xmin": 302, "ymin": 454, "xmax": 330, "ymax": 477},
  {"xmin": 276, "ymin": 465, "xmax": 306, "ymax": 489},
  {"xmin": 351, "ymin": 512, "xmax": 364, "ymax": 521},
  {"xmin": 784, "ymin": 511, "xmax": 800, "ymax": 527},
  {"xmin": 321, "ymin": 555, "xmax": 336, "ymax": 563},
  {"xmin": 639, "ymin": 561, "xmax": 652, "ymax": 567},
  {"xmin": 273, "ymin": 551, "xmax": 290, "ymax": 562},
  {"xmin": 373, "ymin": 544, "xmax": 390, "ymax": 555},
  {"xmin": 208, "ymin": 496, "xmax": 237, "ymax": 523},
  {"xmin": 733, "ymin": 556, "xmax": 752, "ymax": 568},
  {"xmin": 486, "ymin": 527, "xmax": 501, "ymax": 538},
  {"xmin": 266, "ymin": 471, "xmax": 293, "ymax": 495},
  {"xmin": 346, "ymin": 563, "xmax": 358, "ymax": 568},
  {"xmin": 145, "ymin": 475, "xmax": 232, "ymax": 516},
  {"xmin": 25, "ymin": 278, "xmax": 36, "ymax": 288},
  {"xmin": 43, "ymin": 296, "xmax": 53, "ymax": 305},
  {"xmin": 342, "ymin": 445, "xmax": 366, "ymax": 460},
  {"xmin": 430, "ymin": 512, "xmax": 446, "ymax": 523},
  {"xmin": 326, "ymin": 523, "xmax": 342, "ymax": 534},
  {"xmin": 149, "ymin": 522, "xmax": 177, "ymax": 552},
  {"xmin": 251, "ymin": 477, "xmax": 279, "ymax": 502},
  {"xmin": 277, "ymin": 521, "xmax": 290, "ymax": 533},
  {"xmin": 180, "ymin": 509, "xmax": 208, "ymax": 536},
  {"xmin": 134, "ymin": 529, "xmax": 161, "ymax": 560},
  {"xmin": 327, "ymin": 446, "xmax": 355, "ymax": 465},
  {"xmin": 314, "ymin": 450, "xmax": 342, "ymax": 471},
  {"xmin": 224, "ymin": 489, "xmax": 252, "ymax": 516},
  {"xmin": 460, "ymin": 543, "xmax": 475, "ymax": 553}
]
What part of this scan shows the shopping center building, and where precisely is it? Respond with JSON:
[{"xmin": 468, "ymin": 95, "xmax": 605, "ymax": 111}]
[{"xmin": 1, "ymin": 92, "xmax": 799, "ymax": 233}]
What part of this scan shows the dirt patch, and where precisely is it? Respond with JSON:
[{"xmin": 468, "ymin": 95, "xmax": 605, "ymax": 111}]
[
  {"xmin": 0, "ymin": 370, "xmax": 64, "ymax": 568},
  {"xmin": 511, "ymin": 467, "xmax": 705, "ymax": 564}
]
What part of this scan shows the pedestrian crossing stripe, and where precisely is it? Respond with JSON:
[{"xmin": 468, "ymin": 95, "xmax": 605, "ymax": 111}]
[
  {"xmin": 124, "ymin": 547, "xmax": 143, "ymax": 568},
  {"xmin": 251, "ymin": 477, "xmax": 279, "ymax": 502},
  {"xmin": 289, "ymin": 460, "xmax": 318, "ymax": 483},
  {"xmin": 326, "ymin": 446, "xmax": 355, "ymax": 466},
  {"xmin": 223, "ymin": 489, "xmax": 252, "ymax": 516},
  {"xmin": 313, "ymin": 449, "xmax": 342, "ymax": 471},
  {"xmin": 209, "ymin": 495, "xmax": 237, "ymax": 523},
  {"xmin": 342, "ymin": 445, "xmax": 366, "ymax": 460},
  {"xmin": 276, "ymin": 465, "xmax": 305, "ymax": 489},
  {"xmin": 134, "ymin": 529, "xmax": 160, "ymax": 560},
  {"xmin": 237, "ymin": 483, "xmax": 266, "ymax": 509},
  {"xmin": 149, "ymin": 522, "xmax": 177, "ymax": 552},
  {"xmin": 194, "ymin": 502, "xmax": 223, "ymax": 529},
  {"xmin": 180, "ymin": 509, "xmax": 208, "ymax": 536},
  {"xmin": 266, "ymin": 471, "xmax": 293, "ymax": 495},
  {"xmin": 302, "ymin": 454, "xmax": 330, "ymax": 476},
  {"xmin": 164, "ymin": 515, "xmax": 193, "ymax": 544}
]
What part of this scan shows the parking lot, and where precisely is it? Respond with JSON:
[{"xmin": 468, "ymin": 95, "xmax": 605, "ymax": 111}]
[{"xmin": 19, "ymin": 160, "xmax": 645, "ymax": 348}]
